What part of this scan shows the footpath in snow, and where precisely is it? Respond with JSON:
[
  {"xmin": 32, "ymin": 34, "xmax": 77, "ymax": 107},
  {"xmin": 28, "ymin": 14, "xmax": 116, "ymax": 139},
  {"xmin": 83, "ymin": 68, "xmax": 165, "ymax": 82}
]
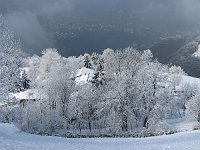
[{"xmin": 0, "ymin": 123, "xmax": 200, "ymax": 150}]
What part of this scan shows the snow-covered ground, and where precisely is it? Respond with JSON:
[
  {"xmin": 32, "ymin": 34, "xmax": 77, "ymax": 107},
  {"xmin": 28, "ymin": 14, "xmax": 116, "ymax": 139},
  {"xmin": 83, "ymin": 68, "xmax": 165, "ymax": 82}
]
[
  {"xmin": 1, "ymin": 123, "xmax": 200, "ymax": 150},
  {"xmin": 167, "ymin": 117, "xmax": 199, "ymax": 132},
  {"xmin": 4, "ymin": 69, "xmax": 200, "ymax": 150}
]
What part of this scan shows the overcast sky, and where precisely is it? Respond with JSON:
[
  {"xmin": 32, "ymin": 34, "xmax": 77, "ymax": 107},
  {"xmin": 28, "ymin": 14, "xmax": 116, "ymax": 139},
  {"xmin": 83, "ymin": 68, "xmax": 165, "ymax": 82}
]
[{"xmin": 1, "ymin": 0, "xmax": 200, "ymax": 55}]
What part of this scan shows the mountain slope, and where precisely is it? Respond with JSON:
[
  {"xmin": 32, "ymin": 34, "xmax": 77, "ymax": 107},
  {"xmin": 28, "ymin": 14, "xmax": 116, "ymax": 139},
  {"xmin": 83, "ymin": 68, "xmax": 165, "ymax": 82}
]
[{"xmin": 151, "ymin": 36, "xmax": 200, "ymax": 78}]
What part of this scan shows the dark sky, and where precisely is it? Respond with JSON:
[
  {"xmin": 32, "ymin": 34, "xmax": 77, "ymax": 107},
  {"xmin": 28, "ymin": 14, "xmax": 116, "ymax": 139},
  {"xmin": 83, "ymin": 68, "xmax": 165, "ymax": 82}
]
[{"xmin": 1, "ymin": 0, "xmax": 200, "ymax": 56}]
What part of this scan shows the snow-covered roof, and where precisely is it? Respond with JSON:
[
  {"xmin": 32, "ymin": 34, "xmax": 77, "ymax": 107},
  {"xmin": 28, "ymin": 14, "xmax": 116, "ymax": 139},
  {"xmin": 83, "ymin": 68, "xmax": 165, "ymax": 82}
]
[
  {"xmin": 11, "ymin": 89, "xmax": 44, "ymax": 100},
  {"xmin": 75, "ymin": 67, "xmax": 94, "ymax": 86},
  {"xmin": 0, "ymin": 102, "xmax": 4, "ymax": 106}
]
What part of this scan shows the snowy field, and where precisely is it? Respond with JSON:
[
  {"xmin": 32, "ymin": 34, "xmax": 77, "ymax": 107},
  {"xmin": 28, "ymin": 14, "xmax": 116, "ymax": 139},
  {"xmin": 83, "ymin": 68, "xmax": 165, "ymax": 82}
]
[{"xmin": 0, "ymin": 123, "xmax": 200, "ymax": 150}]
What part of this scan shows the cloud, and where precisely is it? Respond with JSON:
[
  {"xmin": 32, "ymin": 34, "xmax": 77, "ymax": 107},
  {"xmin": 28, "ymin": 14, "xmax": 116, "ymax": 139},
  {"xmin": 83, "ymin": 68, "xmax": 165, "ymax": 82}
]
[
  {"xmin": 1, "ymin": 0, "xmax": 200, "ymax": 56},
  {"xmin": 36, "ymin": 0, "xmax": 73, "ymax": 16},
  {"xmin": 5, "ymin": 11, "xmax": 54, "ymax": 54},
  {"xmin": 0, "ymin": 0, "xmax": 74, "ymax": 54},
  {"xmin": 179, "ymin": 0, "xmax": 200, "ymax": 19}
]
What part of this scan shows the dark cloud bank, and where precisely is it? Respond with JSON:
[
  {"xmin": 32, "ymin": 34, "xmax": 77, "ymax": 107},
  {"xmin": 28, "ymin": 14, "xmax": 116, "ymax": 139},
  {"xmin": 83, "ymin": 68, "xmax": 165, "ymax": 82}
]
[{"xmin": 1, "ymin": 0, "xmax": 200, "ymax": 56}]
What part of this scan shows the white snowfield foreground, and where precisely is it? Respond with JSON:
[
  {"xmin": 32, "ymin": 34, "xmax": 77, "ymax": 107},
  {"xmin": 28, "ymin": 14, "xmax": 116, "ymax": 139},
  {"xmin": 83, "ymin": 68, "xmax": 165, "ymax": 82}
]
[{"xmin": 0, "ymin": 124, "xmax": 200, "ymax": 150}]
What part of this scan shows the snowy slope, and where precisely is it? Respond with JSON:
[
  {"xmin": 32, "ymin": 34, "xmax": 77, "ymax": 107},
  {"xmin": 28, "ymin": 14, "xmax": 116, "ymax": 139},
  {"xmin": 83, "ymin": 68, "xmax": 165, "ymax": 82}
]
[
  {"xmin": 167, "ymin": 117, "xmax": 199, "ymax": 132},
  {"xmin": 1, "ymin": 123, "xmax": 200, "ymax": 150},
  {"xmin": 167, "ymin": 75, "xmax": 200, "ymax": 132},
  {"xmin": 192, "ymin": 44, "xmax": 200, "ymax": 58},
  {"xmin": 180, "ymin": 75, "xmax": 200, "ymax": 90}
]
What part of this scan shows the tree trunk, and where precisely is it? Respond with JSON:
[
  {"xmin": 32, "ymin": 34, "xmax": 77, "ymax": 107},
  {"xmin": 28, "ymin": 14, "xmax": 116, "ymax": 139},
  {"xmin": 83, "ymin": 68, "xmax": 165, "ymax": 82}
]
[
  {"xmin": 122, "ymin": 114, "xmax": 128, "ymax": 132},
  {"xmin": 143, "ymin": 117, "xmax": 148, "ymax": 128}
]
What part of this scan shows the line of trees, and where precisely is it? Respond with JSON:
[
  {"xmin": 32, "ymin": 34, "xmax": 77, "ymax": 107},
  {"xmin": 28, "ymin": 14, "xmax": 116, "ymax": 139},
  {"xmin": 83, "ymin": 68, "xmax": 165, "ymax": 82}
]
[
  {"xmin": 13, "ymin": 47, "xmax": 187, "ymax": 137},
  {"xmin": 1, "ymin": 15, "xmax": 200, "ymax": 137}
]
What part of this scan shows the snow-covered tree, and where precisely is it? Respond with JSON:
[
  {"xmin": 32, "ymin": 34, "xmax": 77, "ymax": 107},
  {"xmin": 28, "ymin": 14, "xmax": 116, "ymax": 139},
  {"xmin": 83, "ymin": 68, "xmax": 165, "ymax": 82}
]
[
  {"xmin": 92, "ymin": 57, "xmax": 105, "ymax": 87},
  {"xmin": 12, "ymin": 46, "xmax": 187, "ymax": 137},
  {"xmin": 186, "ymin": 95, "xmax": 200, "ymax": 122},
  {"xmin": 0, "ymin": 15, "xmax": 24, "ymax": 100},
  {"xmin": 84, "ymin": 54, "xmax": 92, "ymax": 69},
  {"xmin": 16, "ymin": 70, "xmax": 30, "ymax": 92}
]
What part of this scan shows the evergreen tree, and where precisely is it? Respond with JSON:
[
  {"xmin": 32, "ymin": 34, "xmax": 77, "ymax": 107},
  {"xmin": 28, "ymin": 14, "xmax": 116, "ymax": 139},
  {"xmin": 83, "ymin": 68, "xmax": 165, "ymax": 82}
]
[
  {"xmin": 84, "ymin": 54, "xmax": 92, "ymax": 69},
  {"xmin": 16, "ymin": 70, "xmax": 30, "ymax": 92},
  {"xmin": 92, "ymin": 57, "xmax": 105, "ymax": 87}
]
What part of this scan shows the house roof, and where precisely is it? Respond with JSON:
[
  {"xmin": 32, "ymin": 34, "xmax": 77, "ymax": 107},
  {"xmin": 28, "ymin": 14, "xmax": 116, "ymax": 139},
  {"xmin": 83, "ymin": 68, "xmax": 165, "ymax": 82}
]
[{"xmin": 11, "ymin": 89, "xmax": 45, "ymax": 100}]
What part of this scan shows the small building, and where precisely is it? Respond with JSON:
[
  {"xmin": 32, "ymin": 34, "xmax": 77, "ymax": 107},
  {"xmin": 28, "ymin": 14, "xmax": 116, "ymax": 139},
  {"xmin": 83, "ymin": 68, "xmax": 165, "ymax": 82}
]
[{"xmin": 75, "ymin": 67, "xmax": 94, "ymax": 86}]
